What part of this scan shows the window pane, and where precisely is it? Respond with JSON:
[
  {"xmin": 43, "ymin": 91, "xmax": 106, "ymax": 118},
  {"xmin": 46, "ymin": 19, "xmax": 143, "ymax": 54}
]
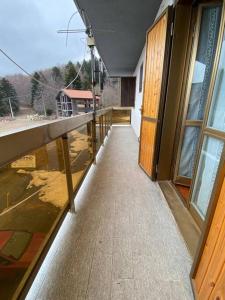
[
  {"xmin": 0, "ymin": 139, "xmax": 68, "ymax": 299},
  {"xmin": 178, "ymin": 126, "xmax": 201, "ymax": 178},
  {"xmin": 187, "ymin": 6, "xmax": 221, "ymax": 120},
  {"xmin": 191, "ymin": 136, "xmax": 223, "ymax": 217},
  {"xmin": 208, "ymin": 31, "xmax": 225, "ymax": 131}
]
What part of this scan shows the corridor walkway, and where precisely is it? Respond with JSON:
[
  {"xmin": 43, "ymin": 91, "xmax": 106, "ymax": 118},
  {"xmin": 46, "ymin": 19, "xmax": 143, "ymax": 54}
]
[{"xmin": 26, "ymin": 126, "xmax": 193, "ymax": 300}]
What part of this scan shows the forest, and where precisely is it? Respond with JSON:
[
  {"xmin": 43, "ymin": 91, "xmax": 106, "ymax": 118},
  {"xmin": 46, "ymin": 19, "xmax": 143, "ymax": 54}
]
[{"xmin": 0, "ymin": 60, "xmax": 92, "ymax": 117}]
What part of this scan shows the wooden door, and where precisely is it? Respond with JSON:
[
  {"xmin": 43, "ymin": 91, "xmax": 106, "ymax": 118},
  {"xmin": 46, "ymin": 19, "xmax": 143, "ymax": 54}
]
[
  {"xmin": 192, "ymin": 165, "xmax": 225, "ymax": 299},
  {"xmin": 139, "ymin": 8, "xmax": 172, "ymax": 179}
]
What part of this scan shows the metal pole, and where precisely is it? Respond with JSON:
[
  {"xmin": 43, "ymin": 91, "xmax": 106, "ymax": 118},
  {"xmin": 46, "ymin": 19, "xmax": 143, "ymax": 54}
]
[
  {"xmin": 90, "ymin": 45, "xmax": 96, "ymax": 113},
  {"xmin": 92, "ymin": 119, "xmax": 97, "ymax": 164},
  {"xmin": 8, "ymin": 98, "xmax": 14, "ymax": 118},
  {"xmin": 89, "ymin": 44, "xmax": 97, "ymax": 162},
  {"xmin": 62, "ymin": 134, "xmax": 75, "ymax": 213}
]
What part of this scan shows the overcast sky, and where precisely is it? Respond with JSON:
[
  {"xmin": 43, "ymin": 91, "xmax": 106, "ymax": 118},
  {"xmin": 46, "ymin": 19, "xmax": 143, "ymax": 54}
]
[{"xmin": 0, "ymin": 0, "xmax": 87, "ymax": 76}]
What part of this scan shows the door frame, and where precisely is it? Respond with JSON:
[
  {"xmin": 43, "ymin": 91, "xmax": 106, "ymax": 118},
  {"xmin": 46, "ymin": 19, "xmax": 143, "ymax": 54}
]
[
  {"xmin": 190, "ymin": 147, "xmax": 225, "ymax": 297},
  {"xmin": 138, "ymin": 6, "xmax": 174, "ymax": 180},
  {"xmin": 173, "ymin": 2, "xmax": 222, "ymax": 187}
]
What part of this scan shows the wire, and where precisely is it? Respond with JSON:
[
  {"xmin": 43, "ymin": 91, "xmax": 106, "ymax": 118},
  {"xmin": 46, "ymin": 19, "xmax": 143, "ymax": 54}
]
[
  {"xmin": 65, "ymin": 44, "xmax": 88, "ymax": 89},
  {"xmin": 0, "ymin": 48, "xmax": 59, "ymax": 92},
  {"xmin": 66, "ymin": 11, "xmax": 79, "ymax": 47},
  {"xmin": 0, "ymin": 41, "xmax": 89, "ymax": 94}
]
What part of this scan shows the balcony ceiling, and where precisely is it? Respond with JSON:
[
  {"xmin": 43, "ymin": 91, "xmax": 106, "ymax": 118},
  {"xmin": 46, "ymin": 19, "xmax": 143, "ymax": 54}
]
[{"xmin": 74, "ymin": 0, "xmax": 161, "ymax": 77}]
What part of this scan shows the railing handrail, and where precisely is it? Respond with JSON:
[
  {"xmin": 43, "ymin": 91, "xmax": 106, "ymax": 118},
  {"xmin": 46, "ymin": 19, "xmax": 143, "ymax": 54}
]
[
  {"xmin": 0, "ymin": 106, "xmax": 132, "ymax": 168},
  {"xmin": 95, "ymin": 107, "xmax": 112, "ymax": 117},
  {"xmin": 0, "ymin": 112, "xmax": 94, "ymax": 168},
  {"xmin": 112, "ymin": 106, "xmax": 132, "ymax": 110}
]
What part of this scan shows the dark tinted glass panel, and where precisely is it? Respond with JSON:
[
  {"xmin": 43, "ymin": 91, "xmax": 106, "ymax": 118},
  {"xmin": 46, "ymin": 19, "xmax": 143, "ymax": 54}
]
[
  {"xmin": 112, "ymin": 109, "xmax": 131, "ymax": 124},
  {"xmin": 68, "ymin": 123, "xmax": 93, "ymax": 190},
  {"xmin": 0, "ymin": 139, "xmax": 68, "ymax": 299}
]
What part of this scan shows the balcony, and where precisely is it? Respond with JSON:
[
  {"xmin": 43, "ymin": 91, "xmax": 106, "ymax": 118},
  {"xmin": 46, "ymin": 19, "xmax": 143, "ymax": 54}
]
[{"xmin": 0, "ymin": 108, "xmax": 194, "ymax": 299}]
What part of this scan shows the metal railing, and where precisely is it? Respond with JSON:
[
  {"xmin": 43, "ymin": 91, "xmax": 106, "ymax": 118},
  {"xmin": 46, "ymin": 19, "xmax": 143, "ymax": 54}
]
[{"xmin": 0, "ymin": 107, "xmax": 112, "ymax": 300}]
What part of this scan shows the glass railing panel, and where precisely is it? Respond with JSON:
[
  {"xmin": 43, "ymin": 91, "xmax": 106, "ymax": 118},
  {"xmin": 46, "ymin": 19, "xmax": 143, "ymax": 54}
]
[
  {"xmin": 68, "ymin": 123, "xmax": 93, "ymax": 190},
  {"xmin": 0, "ymin": 139, "xmax": 68, "ymax": 300},
  {"xmin": 112, "ymin": 109, "xmax": 131, "ymax": 124}
]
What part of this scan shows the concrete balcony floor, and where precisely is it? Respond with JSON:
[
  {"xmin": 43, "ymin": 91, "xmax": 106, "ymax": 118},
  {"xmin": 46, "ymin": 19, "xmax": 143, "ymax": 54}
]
[{"xmin": 26, "ymin": 126, "xmax": 193, "ymax": 300}]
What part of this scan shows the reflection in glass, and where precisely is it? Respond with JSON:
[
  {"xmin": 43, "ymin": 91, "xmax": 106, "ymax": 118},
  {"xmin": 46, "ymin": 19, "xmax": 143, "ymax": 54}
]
[
  {"xmin": 191, "ymin": 136, "xmax": 223, "ymax": 217},
  {"xmin": 68, "ymin": 123, "xmax": 93, "ymax": 189},
  {"xmin": 178, "ymin": 127, "xmax": 201, "ymax": 178},
  {"xmin": 208, "ymin": 33, "xmax": 225, "ymax": 131},
  {"xmin": 0, "ymin": 139, "xmax": 68, "ymax": 299},
  {"xmin": 187, "ymin": 6, "xmax": 221, "ymax": 120}
]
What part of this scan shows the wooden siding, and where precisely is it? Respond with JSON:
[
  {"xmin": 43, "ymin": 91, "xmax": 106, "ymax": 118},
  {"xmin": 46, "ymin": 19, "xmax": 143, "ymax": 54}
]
[
  {"xmin": 194, "ymin": 178, "xmax": 225, "ymax": 299},
  {"xmin": 139, "ymin": 12, "xmax": 168, "ymax": 177}
]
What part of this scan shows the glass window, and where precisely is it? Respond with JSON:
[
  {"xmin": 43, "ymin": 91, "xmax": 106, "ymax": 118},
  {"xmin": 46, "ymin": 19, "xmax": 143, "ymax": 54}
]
[
  {"xmin": 208, "ymin": 31, "xmax": 225, "ymax": 131},
  {"xmin": 187, "ymin": 6, "xmax": 221, "ymax": 120},
  {"xmin": 191, "ymin": 136, "xmax": 223, "ymax": 217},
  {"xmin": 178, "ymin": 127, "xmax": 201, "ymax": 178}
]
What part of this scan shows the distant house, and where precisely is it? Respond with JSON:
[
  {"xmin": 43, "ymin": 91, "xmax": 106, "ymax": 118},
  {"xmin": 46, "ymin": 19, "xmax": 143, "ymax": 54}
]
[{"xmin": 56, "ymin": 89, "xmax": 100, "ymax": 117}]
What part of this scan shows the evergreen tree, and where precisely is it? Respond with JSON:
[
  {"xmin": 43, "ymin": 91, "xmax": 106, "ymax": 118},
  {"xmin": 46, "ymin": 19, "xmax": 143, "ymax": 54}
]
[
  {"xmin": 31, "ymin": 72, "xmax": 42, "ymax": 106},
  {"xmin": 82, "ymin": 60, "xmax": 92, "ymax": 89},
  {"xmin": 74, "ymin": 74, "xmax": 82, "ymax": 89},
  {"xmin": 51, "ymin": 66, "xmax": 62, "ymax": 84},
  {"xmin": 0, "ymin": 78, "xmax": 19, "ymax": 116},
  {"xmin": 64, "ymin": 61, "xmax": 77, "ymax": 88}
]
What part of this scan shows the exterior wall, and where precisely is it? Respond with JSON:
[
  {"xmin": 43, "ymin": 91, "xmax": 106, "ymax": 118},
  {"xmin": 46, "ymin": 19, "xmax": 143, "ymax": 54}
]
[
  {"xmin": 102, "ymin": 78, "xmax": 121, "ymax": 107},
  {"xmin": 131, "ymin": 46, "xmax": 146, "ymax": 138}
]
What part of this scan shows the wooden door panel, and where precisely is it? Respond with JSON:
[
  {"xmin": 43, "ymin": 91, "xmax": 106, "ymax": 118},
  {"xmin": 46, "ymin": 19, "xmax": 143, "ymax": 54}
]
[
  {"xmin": 195, "ymin": 178, "xmax": 225, "ymax": 292},
  {"xmin": 139, "ymin": 120, "xmax": 157, "ymax": 176},
  {"xmin": 143, "ymin": 13, "xmax": 167, "ymax": 119},
  {"xmin": 193, "ymin": 178, "xmax": 225, "ymax": 299},
  {"xmin": 209, "ymin": 263, "xmax": 225, "ymax": 300},
  {"xmin": 139, "ymin": 9, "xmax": 171, "ymax": 178}
]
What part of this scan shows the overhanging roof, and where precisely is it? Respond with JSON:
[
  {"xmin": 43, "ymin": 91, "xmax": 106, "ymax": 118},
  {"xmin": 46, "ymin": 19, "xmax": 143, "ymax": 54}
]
[{"xmin": 74, "ymin": 0, "xmax": 161, "ymax": 77}]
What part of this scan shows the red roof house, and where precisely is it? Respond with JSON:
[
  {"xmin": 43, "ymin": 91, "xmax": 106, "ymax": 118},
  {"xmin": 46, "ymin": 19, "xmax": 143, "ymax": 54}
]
[{"xmin": 56, "ymin": 89, "xmax": 100, "ymax": 117}]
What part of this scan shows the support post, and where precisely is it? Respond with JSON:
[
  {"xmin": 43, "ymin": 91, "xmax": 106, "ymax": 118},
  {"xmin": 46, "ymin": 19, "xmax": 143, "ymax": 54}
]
[
  {"xmin": 110, "ymin": 109, "xmax": 113, "ymax": 128},
  {"xmin": 92, "ymin": 118, "xmax": 97, "ymax": 164},
  {"xmin": 62, "ymin": 134, "xmax": 75, "ymax": 213},
  {"xmin": 90, "ymin": 45, "xmax": 97, "ymax": 113}
]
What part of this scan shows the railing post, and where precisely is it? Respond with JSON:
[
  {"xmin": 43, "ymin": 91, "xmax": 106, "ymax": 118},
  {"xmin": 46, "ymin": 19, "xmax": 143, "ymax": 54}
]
[
  {"xmin": 92, "ymin": 114, "xmax": 97, "ymax": 164},
  {"xmin": 101, "ymin": 115, "xmax": 105, "ymax": 145},
  {"xmin": 110, "ymin": 109, "xmax": 113, "ymax": 128},
  {"xmin": 62, "ymin": 134, "xmax": 75, "ymax": 213}
]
